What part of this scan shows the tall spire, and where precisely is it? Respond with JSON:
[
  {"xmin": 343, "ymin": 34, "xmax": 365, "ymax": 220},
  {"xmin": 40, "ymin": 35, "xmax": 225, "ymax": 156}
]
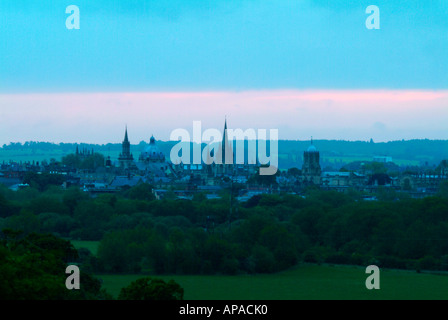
[
  {"xmin": 222, "ymin": 117, "xmax": 228, "ymax": 149},
  {"xmin": 222, "ymin": 117, "xmax": 233, "ymax": 165},
  {"xmin": 120, "ymin": 125, "xmax": 132, "ymax": 160},
  {"xmin": 124, "ymin": 125, "xmax": 129, "ymax": 143},
  {"xmin": 224, "ymin": 116, "xmax": 227, "ymax": 133}
]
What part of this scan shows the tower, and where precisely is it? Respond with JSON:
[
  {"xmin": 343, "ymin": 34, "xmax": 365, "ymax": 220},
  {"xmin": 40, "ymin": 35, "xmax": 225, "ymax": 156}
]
[
  {"xmin": 215, "ymin": 118, "xmax": 234, "ymax": 176},
  {"xmin": 302, "ymin": 137, "xmax": 321, "ymax": 185},
  {"xmin": 118, "ymin": 126, "xmax": 134, "ymax": 169}
]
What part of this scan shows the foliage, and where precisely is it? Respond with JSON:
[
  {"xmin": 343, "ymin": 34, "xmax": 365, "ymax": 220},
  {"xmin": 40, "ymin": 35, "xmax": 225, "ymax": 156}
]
[
  {"xmin": 61, "ymin": 153, "xmax": 105, "ymax": 171},
  {"xmin": 118, "ymin": 277, "xmax": 183, "ymax": 300},
  {"xmin": 23, "ymin": 172, "xmax": 65, "ymax": 192},
  {"xmin": 0, "ymin": 193, "xmax": 20, "ymax": 218},
  {"xmin": 0, "ymin": 230, "xmax": 110, "ymax": 300},
  {"xmin": 248, "ymin": 165, "xmax": 280, "ymax": 186},
  {"xmin": 122, "ymin": 183, "xmax": 156, "ymax": 201},
  {"xmin": 3, "ymin": 182, "xmax": 448, "ymax": 275}
]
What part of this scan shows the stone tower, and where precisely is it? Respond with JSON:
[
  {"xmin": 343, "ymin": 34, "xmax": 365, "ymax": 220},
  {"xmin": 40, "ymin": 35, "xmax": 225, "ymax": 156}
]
[
  {"xmin": 302, "ymin": 138, "xmax": 321, "ymax": 185},
  {"xmin": 118, "ymin": 126, "xmax": 134, "ymax": 168}
]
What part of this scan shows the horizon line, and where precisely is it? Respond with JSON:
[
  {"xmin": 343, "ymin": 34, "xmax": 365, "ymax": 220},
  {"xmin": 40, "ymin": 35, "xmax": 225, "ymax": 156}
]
[{"xmin": 3, "ymin": 137, "xmax": 448, "ymax": 147}]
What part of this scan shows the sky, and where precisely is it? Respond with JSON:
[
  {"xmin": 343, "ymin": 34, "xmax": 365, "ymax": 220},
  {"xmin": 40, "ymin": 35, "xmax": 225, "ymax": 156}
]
[{"xmin": 0, "ymin": 0, "xmax": 447, "ymax": 145}]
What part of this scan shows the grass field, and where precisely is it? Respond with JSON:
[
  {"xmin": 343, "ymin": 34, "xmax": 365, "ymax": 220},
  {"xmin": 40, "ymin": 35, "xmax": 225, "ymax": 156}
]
[
  {"xmin": 97, "ymin": 264, "xmax": 448, "ymax": 300},
  {"xmin": 0, "ymin": 149, "xmax": 122, "ymax": 163},
  {"xmin": 323, "ymin": 156, "xmax": 420, "ymax": 167},
  {"xmin": 0, "ymin": 150, "xmax": 67, "ymax": 163}
]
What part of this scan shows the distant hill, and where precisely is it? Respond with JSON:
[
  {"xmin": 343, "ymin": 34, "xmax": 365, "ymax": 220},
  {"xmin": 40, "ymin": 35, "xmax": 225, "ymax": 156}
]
[
  {"xmin": 278, "ymin": 139, "xmax": 448, "ymax": 170},
  {"xmin": 1, "ymin": 139, "xmax": 447, "ymax": 170}
]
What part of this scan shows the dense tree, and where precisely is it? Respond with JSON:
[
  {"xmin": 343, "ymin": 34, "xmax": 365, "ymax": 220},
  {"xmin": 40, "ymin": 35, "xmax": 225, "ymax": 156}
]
[
  {"xmin": 123, "ymin": 183, "xmax": 156, "ymax": 201},
  {"xmin": 438, "ymin": 181, "xmax": 448, "ymax": 199},
  {"xmin": 4, "ymin": 210, "xmax": 41, "ymax": 235},
  {"xmin": 118, "ymin": 277, "xmax": 183, "ymax": 300},
  {"xmin": 287, "ymin": 167, "xmax": 301, "ymax": 177},
  {"xmin": 63, "ymin": 187, "xmax": 89, "ymax": 215},
  {"xmin": 23, "ymin": 172, "xmax": 65, "ymax": 192},
  {"xmin": 0, "ymin": 194, "xmax": 20, "ymax": 218},
  {"xmin": 5, "ymin": 180, "xmax": 448, "ymax": 276},
  {"xmin": 26, "ymin": 196, "xmax": 69, "ymax": 215},
  {"xmin": 39, "ymin": 213, "xmax": 76, "ymax": 237},
  {"xmin": 61, "ymin": 153, "xmax": 105, "ymax": 171},
  {"xmin": 248, "ymin": 165, "xmax": 280, "ymax": 186},
  {"xmin": 71, "ymin": 200, "xmax": 114, "ymax": 240},
  {"xmin": 0, "ymin": 230, "xmax": 109, "ymax": 300}
]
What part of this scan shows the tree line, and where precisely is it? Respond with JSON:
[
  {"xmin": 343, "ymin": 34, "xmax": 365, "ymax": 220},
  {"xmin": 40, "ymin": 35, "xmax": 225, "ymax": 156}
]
[{"xmin": 1, "ymin": 180, "xmax": 448, "ymax": 275}]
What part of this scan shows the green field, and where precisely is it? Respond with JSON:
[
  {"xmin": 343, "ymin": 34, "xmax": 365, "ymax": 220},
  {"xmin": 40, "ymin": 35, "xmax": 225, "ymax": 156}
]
[
  {"xmin": 324, "ymin": 156, "xmax": 420, "ymax": 167},
  {"xmin": 0, "ymin": 149, "xmax": 121, "ymax": 163},
  {"xmin": 97, "ymin": 264, "xmax": 448, "ymax": 300},
  {"xmin": 0, "ymin": 149, "xmax": 69, "ymax": 163}
]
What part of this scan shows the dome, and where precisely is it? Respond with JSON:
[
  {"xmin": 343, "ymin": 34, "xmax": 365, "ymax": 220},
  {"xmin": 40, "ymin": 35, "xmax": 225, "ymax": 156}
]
[
  {"xmin": 307, "ymin": 144, "xmax": 317, "ymax": 152},
  {"xmin": 139, "ymin": 136, "xmax": 165, "ymax": 162}
]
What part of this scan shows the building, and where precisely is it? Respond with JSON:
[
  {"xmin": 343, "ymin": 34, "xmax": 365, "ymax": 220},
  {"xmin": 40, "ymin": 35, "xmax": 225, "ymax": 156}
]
[
  {"xmin": 118, "ymin": 126, "xmax": 134, "ymax": 169},
  {"xmin": 373, "ymin": 156, "xmax": 393, "ymax": 163},
  {"xmin": 301, "ymin": 139, "xmax": 321, "ymax": 185},
  {"xmin": 177, "ymin": 118, "xmax": 258, "ymax": 184},
  {"xmin": 136, "ymin": 135, "xmax": 175, "ymax": 183},
  {"xmin": 213, "ymin": 118, "xmax": 235, "ymax": 176},
  {"xmin": 75, "ymin": 145, "xmax": 94, "ymax": 160},
  {"xmin": 321, "ymin": 171, "xmax": 367, "ymax": 191}
]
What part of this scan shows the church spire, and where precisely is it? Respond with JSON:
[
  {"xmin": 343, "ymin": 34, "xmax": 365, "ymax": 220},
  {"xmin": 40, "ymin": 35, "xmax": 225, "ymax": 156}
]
[
  {"xmin": 223, "ymin": 116, "xmax": 227, "ymax": 133},
  {"xmin": 120, "ymin": 125, "xmax": 132, "ymax": 160},
  {"xmin": 124, "ymin": 125, "xmax": 129, "ymax": 143},
  {"xmin": 221, "ymin": 117, "xmax": 233, "ymax": 165},
  {"xmin": 222, "ymin": 117, "xmax": 228, "ymax": 150}
]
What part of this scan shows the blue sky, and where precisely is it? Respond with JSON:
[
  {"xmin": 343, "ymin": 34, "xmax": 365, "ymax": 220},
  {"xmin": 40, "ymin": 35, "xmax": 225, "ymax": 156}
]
[
  {"xmin": 0, "ymin": 1, "xmax": 447, "ymax": 144},
  {"xmin": 1, "ymin": 0, "xmax": 447, "ymax": 92}
]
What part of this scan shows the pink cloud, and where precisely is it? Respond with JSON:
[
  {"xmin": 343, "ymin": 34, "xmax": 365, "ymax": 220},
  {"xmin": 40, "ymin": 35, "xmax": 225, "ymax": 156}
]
[
  {"xmin": 252, "ymin": 90, "xmax": 447, "ymax": 102},
  {"xmin": 0, "ymin": 89, "xmax": 447, "ymax": 144}
]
